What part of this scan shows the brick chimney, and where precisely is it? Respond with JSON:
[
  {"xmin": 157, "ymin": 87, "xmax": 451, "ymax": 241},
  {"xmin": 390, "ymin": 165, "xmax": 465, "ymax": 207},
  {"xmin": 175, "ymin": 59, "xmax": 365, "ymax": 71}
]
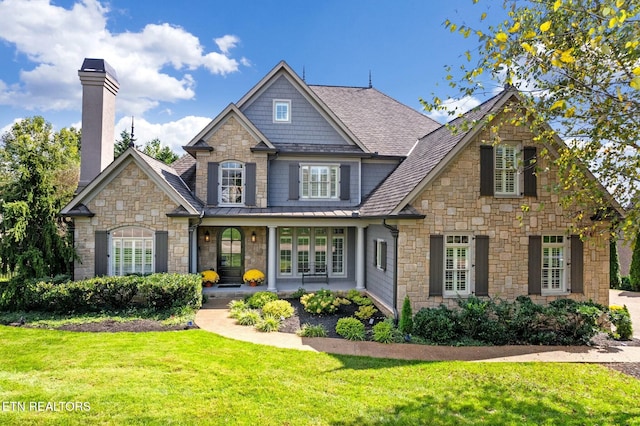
[{"xmin": 77, "ymin": 58, "xmax": 120, "ymax": 190}]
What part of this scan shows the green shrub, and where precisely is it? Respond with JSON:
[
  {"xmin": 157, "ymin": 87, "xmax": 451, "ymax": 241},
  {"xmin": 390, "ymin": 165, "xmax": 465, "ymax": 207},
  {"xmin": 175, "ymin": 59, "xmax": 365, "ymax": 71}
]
[
  {"xmin": 291, "ymin": 287, "xmax": 307, "ymax": 298},
  {"xmin": 354, "ymin": 304, "xmax": 378, "ymax": 320},
  {"xmin": 335, "ymin": 317, "xmax": 365, "ymax": 341},
  {"xmin": 609, "ymin": 305, "xmax": 633, "ymax": 340},
  {"xmin": 255, "ymin": 316, "xmax": 281, "ymax": 332},
  {"xmin": 373, "ymin": 318, "xmax": 399, "ymax": 344},
  {"xmin": 228, "ymin": 300, "xmax": 249, "ymax": 319},
  {"xmin": 300, "ymin": 289, "xmax": 350, "ymax": 315},
  {"xmin": 236, "ymin": 310, "xmax": 261, "ymax": 326},
  {"xmin": 346, "ymin": 290, "xmax": 373, "ymax": 306},
  {"xmin": 297, "ymin": 323, "xmax": 328, "ymax": 338},
  {"xmin": 138, "ymin": 274, "xmax": 202, "ymax": 310},
  {"xmin": 413, "ymin": 305, "xmax": 461, "ymax": 344},
  {"xmin": 246, "ymin": 291, "xmax": 278, "ymax": 309},
  {"xmin": 92, "ymin": 276, "xmax": 138, "ymax": 310},
  {"xmin": 398, "ymin": 296, "xmax": 413, "ymax": 335},
  {"xmin": 630, "ymin": 232, "xmax": 640, "ymax": 291},
  {"xmin": 262, "ymin": 300, "xmax": 295, "ymax": 319},
  {"xmin": 621, "ymin": 276, "xmax": 632, "ymax": 291},
  {"xmin": 345, "ymin": 289, "xmax": 361, "ymax": 300},
  {"xmin": 610, "ymin": 239, "xmax": 622, "ymax": 289}
]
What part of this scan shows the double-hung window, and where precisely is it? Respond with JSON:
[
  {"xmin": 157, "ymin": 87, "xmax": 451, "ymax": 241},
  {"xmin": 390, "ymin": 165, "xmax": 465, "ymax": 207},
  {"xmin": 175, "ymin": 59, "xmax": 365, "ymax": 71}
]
[
  {"xmin": 111, "ymin": 227, "xmax": 154, "ymax": 276},
  {"xmin": 542, "ymin": 235, "xmax": 567, "ymax": 293},
  {"xmin": 444, "ymin": 235, "xmax": 471, "ymax": 296},
  {"xmin": 494, "ymin": 144, "xmax": 519, "ymax": 195},
  {"xmin": 220, "ymin": 161, "xmax": 244, "ymax": 205},
  {"xmin": 301, "ymin": 164, "xmax": 339, "ymax": 199}
]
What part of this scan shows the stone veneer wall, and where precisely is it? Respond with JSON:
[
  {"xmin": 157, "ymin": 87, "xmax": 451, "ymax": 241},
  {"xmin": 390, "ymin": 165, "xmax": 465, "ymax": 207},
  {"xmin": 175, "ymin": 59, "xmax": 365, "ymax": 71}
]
[
  {"xmin": 73, "ymin": 161, "xmax": 190, "ymax": 279},
  {"xmin": 396, "ymin": 120, "xmax": 610, "ymax": 311},
  {"xmin": 194, "ymin": 116, "xmax": 268, "ymax": 207}
]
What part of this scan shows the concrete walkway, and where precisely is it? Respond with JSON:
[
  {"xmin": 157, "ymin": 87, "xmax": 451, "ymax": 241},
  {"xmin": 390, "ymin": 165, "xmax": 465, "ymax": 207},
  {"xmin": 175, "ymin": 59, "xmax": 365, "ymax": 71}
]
[{"xmin": 195, "ymin": 291, "xmax": 640, "ymax": 363}]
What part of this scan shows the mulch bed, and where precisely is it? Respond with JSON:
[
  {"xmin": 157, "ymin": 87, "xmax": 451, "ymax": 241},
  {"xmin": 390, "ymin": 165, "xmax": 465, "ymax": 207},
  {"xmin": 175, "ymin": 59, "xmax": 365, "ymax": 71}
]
[{"xmin": 49, "ymin": 319, "xmax": 198, "ymax": 333}]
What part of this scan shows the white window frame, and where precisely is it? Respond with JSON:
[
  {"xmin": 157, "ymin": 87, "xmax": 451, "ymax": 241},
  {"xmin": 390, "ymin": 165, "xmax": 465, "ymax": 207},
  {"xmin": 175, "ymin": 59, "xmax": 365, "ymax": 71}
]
[
  {"xmin": 219, "ymin": 161, "xmax": 244, "ymax": 206},
  {"xmin": 273, "ymin": 99, "xmax": 291, "ymax": 123},
  {"xmin": 494, "ymin": 143, "xmax": 521, "ymax": 196},
  {"xmin": 375, "ymin": 239, "xmax": 386, "ymax": 271},
  {"xmin": 277, "ymin": 227, "xmax": 347, "ymax": 278},
  {"xmin": 110, "ymin": 227, "xmax": 154, "ymax": 276},
  {"xmin": 541, "ymin": 235, "xmax": 569, "ymax": 294},
  {"xmin": 444, "ymin": 234, "xmax": 472, "ymax": 296},
  {"xmin": 300, "ymin": 164, "xmax": 340, "ymax": 200}
]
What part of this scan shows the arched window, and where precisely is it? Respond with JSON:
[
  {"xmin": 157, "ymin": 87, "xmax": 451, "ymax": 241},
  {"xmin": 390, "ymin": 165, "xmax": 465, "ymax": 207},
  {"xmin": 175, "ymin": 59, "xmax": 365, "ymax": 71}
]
[
  {"xmin": 111, "ymin": 227, "xmax": 154, "ymax": 276},
  {"xmin": 220, "ymin": 161, "xmax": 244, "ymax": 205}
]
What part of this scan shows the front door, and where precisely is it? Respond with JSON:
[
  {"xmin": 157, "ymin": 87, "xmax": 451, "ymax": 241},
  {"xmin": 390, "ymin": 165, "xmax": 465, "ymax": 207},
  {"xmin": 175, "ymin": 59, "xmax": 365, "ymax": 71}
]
[{"xmin": 218, "ymin": 227, "xmax": 243, "ymax": 283}]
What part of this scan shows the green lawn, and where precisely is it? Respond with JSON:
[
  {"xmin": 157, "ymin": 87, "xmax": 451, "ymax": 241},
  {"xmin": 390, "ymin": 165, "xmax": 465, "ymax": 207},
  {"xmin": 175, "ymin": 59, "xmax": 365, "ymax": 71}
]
[{"xmin": 1, "ymin": 326, "xmax": 639, "ymax": 425}]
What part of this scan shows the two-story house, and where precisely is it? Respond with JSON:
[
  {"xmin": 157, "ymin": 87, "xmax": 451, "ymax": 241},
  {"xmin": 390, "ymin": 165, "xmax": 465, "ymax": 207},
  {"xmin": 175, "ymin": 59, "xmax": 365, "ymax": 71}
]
[{"xmin": 62, "ymin": 59, "xmax": 618, "ymax": 316}]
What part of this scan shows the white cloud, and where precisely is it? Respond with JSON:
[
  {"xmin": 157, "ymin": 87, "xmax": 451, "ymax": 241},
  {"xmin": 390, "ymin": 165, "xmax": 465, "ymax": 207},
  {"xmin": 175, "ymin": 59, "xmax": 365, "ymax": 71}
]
[
  {"xmin": 115, "ymin": 115, "xmax": 212, "ymax": 154},
  {"xmin": 426, "ymin": 96, "xmax": 482, "ymax": 123},
  {"xmin": 0, "ymin": 0, "xmax": 245, "ymax": 116}
]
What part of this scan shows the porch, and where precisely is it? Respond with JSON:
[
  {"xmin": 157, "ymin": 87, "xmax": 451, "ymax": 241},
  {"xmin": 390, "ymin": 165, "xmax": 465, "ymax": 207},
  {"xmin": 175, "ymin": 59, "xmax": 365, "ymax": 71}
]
[{"xmin": 202, "ymin": 280, "xmax": 358, "ymax": 299}]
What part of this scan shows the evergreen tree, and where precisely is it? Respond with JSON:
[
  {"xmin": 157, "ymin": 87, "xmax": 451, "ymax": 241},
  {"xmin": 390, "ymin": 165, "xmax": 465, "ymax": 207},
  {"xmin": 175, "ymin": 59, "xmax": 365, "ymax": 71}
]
[
  {"xmin": 0, "ymin": 117, "xmax": 79, "ymax": 278},
  {"xmin": 630, "ymin": 232, "xmax": 640, "ymax": 292},
  {"xmin": 398, "ymin": 296, "xmax": 413, "ymax": 335},
  {"xmin": 114, "ymin": 129, "xmax": 133, "ymax": 158},
  {"xmin": 610, "ymin": 237, "xmax": 621, "ymax": 289}
]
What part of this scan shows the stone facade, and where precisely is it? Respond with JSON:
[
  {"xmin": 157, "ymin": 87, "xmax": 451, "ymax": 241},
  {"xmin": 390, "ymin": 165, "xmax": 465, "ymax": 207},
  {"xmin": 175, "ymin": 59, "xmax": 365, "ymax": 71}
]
[
  {"xmin": 396, "ymin": 120, "xmax": 610, "ymax": 310},
  {"xmin": 194, "ymin": 116, "xmax": 269, "ymax": 207},
  {"xmin": 197, "ymin": 226, "xmax": 267, "ymax": 277},
  {"xmin": 73, "ymin": 160, "xmax": 190, "ymax": 279}
]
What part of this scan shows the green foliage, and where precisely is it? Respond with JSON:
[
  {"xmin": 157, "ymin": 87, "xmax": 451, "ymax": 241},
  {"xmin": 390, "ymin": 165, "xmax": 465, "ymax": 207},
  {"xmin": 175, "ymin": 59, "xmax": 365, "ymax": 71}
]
[
  {"xmin": 262, "ymin": 300, "xmax": 295, "ymax": 319},
  {"xmin": 0, "ymin": 273, "xmax": 201, "ymax": 313},
  {"xmin": 630, "ymin": 232, "xmax": 640, "ymax": 291},
  {"xmin": 335, "ymin": 317, "xmax": 366, "ymax": 341},
  {"xmin": 610, "ymin": 238, "xmax": 622, "ymax": 289},
  {"xmin": 142, "ymin": 138, "xmax": 179, "ymax": 164},
  {"xmin": 290, "ymin": 287, "xmax": 307, "ymax": 298},
  {"xmin": 346, "ymin": 290, "xmax": 373, "ymax": 306},
  {"xmin": 0, "ymin": 117, "xmax": 79, "ymax": 278},
  {"xmin": 228, "ymin": 299, "xmax": 248, "ymax": 319},
  {"xmin": 236, "ymin": 310, "xmax": 261, "ymax": 326},
  {"xmin": 255, "ymin": 316, "xmax": 281, "ymax": 333},
  {"xmin": 413, "ymin": 305, "xmax": 461, "ymax": 345},
  {"xmin": 114, "ymin": 129, "xmax": 133, "ymax": 158},
  {"xmin": 354, "ymin": 304, "xmax": 378, "ymax": 321},
  {"xmin": 425, "ymin": 1, "xmax": 640, "ymax": 240},
  {"xmin": 372, "ymin": 318, "xmax": 400, "ymax": 344},
  {"xmin": 300, "ymin": 289, "xmax": 350, "ymax": 315},
  {"xmin": 608, "ymin": 305, "xmax": 633, "ymax": 340},
  {"xmin": 398, "ymin": 296, "xmax": 414, "ymax": 335},
  {"xmin": 246, "ymin": 291, "xmax": 278, "ymax": 309},
  {"xmin": 297, "ymin": 323, "xmax": 328, "ymax": 338}
]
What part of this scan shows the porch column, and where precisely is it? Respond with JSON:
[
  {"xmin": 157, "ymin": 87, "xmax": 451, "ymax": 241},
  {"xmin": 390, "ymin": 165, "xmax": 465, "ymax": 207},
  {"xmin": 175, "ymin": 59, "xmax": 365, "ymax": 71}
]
[
  {"xmin": 267, "ymin": 225, "xmax": 277, "ymax": 292},
  {"xmin": 356, "ymin": 225, "xmax": 365, "ymax": 290}
]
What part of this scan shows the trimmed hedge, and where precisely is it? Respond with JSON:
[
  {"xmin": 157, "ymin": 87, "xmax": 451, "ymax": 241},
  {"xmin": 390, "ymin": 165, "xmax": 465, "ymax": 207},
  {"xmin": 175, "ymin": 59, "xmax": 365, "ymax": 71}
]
[{"xmin": 0, "ymin": 273, "xmax": 202, "ymax": 313}]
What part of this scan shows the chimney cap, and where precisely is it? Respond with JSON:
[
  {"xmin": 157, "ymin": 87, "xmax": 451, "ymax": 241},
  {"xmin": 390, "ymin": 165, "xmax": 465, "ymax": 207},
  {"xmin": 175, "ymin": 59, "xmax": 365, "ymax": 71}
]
[{"xmin": 80, "ymin": 58, "xmax": 118, "ymax": 82}]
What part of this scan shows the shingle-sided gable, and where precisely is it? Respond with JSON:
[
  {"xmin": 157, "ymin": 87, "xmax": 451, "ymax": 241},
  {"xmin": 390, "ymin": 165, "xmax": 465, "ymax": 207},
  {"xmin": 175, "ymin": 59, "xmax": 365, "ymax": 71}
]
[
  {"xmin": 359, "ymin": 91, "xmax": 506, "ymax": 217},
  {"xmin": 310, "ymin": 86, "xmax": 441, "ymax": 157}
]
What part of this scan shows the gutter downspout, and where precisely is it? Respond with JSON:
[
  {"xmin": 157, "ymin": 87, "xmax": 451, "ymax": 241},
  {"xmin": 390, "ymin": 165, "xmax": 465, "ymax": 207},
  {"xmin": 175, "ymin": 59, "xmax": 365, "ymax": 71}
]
[
  {"xmin": 189, "ymin": 210, "xmax": 205, "ymax": 273},
  {"xmin": 383, "ymin": 219, "xmax": 399, "ymax": 323}
]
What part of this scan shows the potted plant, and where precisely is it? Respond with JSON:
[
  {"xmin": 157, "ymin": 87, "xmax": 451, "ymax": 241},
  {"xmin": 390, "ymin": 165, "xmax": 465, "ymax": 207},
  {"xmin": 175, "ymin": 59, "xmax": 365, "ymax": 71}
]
[
  {"xmin": 201, "ymin": 270, "xmax": 220, "ymax": 287},
  {"xmin": 243, "ymin": 269, "xmax": 265, "ymax": 287}
]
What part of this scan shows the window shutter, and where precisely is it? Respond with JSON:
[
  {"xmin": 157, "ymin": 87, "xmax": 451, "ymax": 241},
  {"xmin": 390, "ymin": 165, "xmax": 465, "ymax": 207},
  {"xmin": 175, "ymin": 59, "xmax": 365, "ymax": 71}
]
[
  {"xmin": 571, "ymin": 235, "xmax": 584, "ymax": 293},
  {"xmin": 244, "ymin": 162, "xmax": 257, "ymax": 206},
  {"xmin": 155, "ymin": 231, "xmax": 168, "ymax": 273},
  {"xmin": 480, "ymin": 145, "xmax": 494, "ymax": 196},
  {"xmin": 429, "ymin": 235, "xmax": 444, "ymax": 296},
  {"xmin": 207, "ymin": 162, "xmax": 219, "ymax": 206},
  {"xmin": 340, "ymin": 165, "xmax": 350, "ymax": 200},
  {"xmin": 288, "ymin": 163, "xmax": 299, "ymax": 200},
  {"xmin": 523, "ymin": 146, "xmax": 537, "ymax": 197},
  {"xmin": 528, "ymin": 236, "xmax": 542, "ymax": 295},
  {"xmin": 475, "ymin": 235, "xmax": 489, "ymax": 296},
  {"xmin": 380, "ymin": 241, "xmax": 387, "ymax": 271},
  {"xmin": 95, "ymin": 230, "xmax": 108, "ymax": 277},
  {"xmin": 373, "ymin": 239, "xmax": 378, "ymax": 267}
]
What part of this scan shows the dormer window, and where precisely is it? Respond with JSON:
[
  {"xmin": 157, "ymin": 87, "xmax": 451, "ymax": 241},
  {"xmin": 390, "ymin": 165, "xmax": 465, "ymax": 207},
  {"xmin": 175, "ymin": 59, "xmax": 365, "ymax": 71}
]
[{"xmin": 274, "ymin": 100, "xmax": 291, "ymax": 123}]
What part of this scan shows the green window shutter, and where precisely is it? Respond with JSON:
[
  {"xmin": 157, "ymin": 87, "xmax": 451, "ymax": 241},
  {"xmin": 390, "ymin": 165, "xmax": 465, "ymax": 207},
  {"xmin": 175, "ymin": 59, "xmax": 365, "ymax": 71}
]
[
  {"xmin": 528, "ymin": 236, "xmax": 542, "ymax": 295},
  {"xmin": 207, "ymin": 162, "xmax": 219, "ymax": 206},
  {"xmin": 571, "ymin": 235, "xmax": 584, "ymax": 293},
  {"xmin": 475, "ymin": 235, "xmax": 489, "ymax": 296},
  {"xmin": 288, "ymin": 163, "xmax": 299, "ymax": 200},
  {"xmin": 340, "ymin": 165, "xmax": 350, "ymax": 200},
  {"xmin": 429, "ymin": 235, "xmax": 444, "ymax": 296},
  {"xmin": 523, "ymin": 146, "xmax": 537, "ymax": 197},
  {"xmin": 155, "ymin": 231, "xmax": 168, "ymax": 273},
  {"xmin": 244, "ymin": 162, "xmax": 256, "ymax": 206},
  {"xmin": 480, "ymin": 145, "xmax": 494, "ymax": 196},
  {"xmin": 95, "ymin": 230, "xmax": 108, "ymax": 277}
]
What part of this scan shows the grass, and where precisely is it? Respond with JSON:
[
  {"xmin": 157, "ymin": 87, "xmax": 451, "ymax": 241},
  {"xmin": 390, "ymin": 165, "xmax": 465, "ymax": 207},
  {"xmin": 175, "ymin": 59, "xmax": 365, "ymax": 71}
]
[{"xmin": 0, "ymin": 326, "xmax": 639, "ymax": 425}]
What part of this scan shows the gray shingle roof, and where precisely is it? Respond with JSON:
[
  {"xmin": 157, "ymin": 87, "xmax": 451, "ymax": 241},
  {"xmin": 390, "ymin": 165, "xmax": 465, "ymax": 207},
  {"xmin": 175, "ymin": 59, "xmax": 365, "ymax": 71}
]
[
  {"xmin": 172, "ymin": 154, "xmax": 196, "ymax": 191},
  {"xmin": 309, "ymin": 85, "xmax": 440, "ymax": 156},
  {"xmin": 359, "ymin": 91, "xmax": 507, "ymax": 217}
]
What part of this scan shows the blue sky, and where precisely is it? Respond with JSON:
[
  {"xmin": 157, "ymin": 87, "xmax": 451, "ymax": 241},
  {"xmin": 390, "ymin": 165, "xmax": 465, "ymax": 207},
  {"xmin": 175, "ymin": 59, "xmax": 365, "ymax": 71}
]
[{"xmin": 0, "ymin": 0, "xmax": 505, "ymax": 152}]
